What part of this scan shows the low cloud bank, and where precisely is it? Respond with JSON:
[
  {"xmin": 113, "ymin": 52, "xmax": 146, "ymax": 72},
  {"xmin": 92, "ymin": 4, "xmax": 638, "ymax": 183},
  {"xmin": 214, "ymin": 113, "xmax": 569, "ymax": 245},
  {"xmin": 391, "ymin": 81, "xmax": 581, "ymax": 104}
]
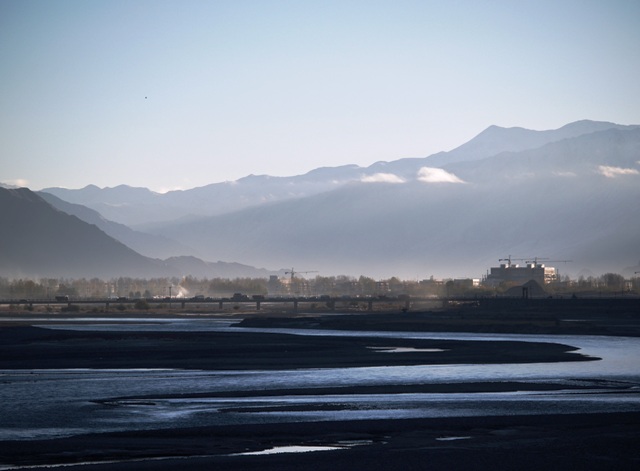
[
  {"xmin": 417, "ymin": 167, "xmax": 465, "ymax": 183},
  {"xmin": 361, "ymin": 173, "xmax": 406, "ymax": 183},
  {"xmin": 598, "ymin": 165, "xmax": 639, "ymax": 178}
]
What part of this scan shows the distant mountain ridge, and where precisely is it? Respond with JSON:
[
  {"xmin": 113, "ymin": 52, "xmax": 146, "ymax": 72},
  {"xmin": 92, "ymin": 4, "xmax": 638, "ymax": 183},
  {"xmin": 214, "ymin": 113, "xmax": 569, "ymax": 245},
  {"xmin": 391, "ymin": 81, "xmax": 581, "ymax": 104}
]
[
  {"xmin": 7, "ymin": 119, "xmax": 639, "ymax": 279},
  {"xmin": 0, "ymin": 188, "xmax": 279, "ymax": 279},
  {"xmin": 41, "ymin": 120, "xmax": 639, "ymax": 228},
  {"xmin": 427, "ymin": 120, "xmax": 635, "ymax": 166},
  {"xmin": 145, "ymin": 125, "xmax": 640, "ymax": 278},
  {"xmin": 38, "ymin": 192, "xmax": 197, "ymax": 259},
  {"xmin": 0, "ymin": 188, "xmax": 171, "ymax": 279}
]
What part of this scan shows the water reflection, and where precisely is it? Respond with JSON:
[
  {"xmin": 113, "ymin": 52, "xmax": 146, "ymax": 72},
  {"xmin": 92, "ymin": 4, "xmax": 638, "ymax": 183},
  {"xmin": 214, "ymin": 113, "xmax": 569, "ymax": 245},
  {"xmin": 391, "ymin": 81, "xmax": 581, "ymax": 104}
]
[{"xmin": 1, "ymin": 318, "xmax": 640, "ymax": 441}]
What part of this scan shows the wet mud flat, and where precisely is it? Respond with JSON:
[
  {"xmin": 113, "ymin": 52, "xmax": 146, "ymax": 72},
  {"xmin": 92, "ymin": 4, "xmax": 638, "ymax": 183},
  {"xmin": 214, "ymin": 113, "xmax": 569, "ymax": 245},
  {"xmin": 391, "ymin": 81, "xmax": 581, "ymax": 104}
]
[
  {"xmin": 237, "ymin": 298, "xmax": 640, "ymax": 337},
  {"xmin": 0, "ymin": 325, "xmax": 594, "ymax": 370},
  {"xmin": 1, "ymin": 309, "xmax": 638, "ymax": 470},
  {"xmin": 1, "ymin": 413, "xmax": 639, "ymax": 470}
]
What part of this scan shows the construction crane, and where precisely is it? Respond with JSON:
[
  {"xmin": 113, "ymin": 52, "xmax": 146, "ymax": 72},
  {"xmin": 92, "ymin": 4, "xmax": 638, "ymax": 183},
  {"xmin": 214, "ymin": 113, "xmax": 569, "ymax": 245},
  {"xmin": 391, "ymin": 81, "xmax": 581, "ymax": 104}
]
[
  {"xmin": 524, "ymin": 257, "xmax": 549, "ymax": 265},
  {"xmin": 525, "ymin": 259, "xmax": 572, "ymax": 265},
  {"xmin": 284, "ymin": 268, "xmax": 318, "ymax": 281},
  {"xmin": 499, "ymin": 256, "xmax": 572, "ymax": 267},
  {"xmin": 498, "ymin": 256, "xmax": 529, "ymax": 267}
]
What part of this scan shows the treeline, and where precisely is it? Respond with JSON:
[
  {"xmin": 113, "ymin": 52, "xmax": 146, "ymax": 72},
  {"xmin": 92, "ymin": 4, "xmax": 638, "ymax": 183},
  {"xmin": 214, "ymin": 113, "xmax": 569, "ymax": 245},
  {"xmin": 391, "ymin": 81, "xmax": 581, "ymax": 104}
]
[
  {"xmin": 0, "ymin": 272, "xmax": 638, "ymax": 300},
  {"xmin": 0, "ymin": 275, "xmax": 412, "ymax": 299},
  {"xmin": 0, "ymin": 276, "xmax": 269, "ymax": 300}
]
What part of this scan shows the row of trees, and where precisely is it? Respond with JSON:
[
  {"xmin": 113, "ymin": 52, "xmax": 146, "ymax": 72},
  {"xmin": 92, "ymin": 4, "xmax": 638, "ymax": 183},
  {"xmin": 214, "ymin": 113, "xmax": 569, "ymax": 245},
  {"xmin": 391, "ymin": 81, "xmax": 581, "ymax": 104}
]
[
  {"xmin": 0, "ymin": 276, "xmax": 267, "ymax": 300},
  {"xmin": 1, "ymin": 272, "xmax": 638, "ymax": 300}
]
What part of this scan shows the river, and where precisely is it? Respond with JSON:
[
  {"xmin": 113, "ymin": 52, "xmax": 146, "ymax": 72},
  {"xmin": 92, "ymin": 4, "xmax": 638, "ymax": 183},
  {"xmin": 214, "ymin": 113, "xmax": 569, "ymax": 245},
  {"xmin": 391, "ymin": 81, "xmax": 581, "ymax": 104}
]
[{"xmin": 1, "ymin": 317, "xmax": 639, "ymax": 441}]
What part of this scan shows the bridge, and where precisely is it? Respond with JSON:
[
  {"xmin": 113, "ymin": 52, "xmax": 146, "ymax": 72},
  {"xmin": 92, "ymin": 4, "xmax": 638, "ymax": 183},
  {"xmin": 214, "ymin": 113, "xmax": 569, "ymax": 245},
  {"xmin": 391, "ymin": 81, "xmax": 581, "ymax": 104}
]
[
  {"xmin": 3, "ymin": 294, "xmax": 638, "ymax": 315},
  {"xmin": 0, "ymin": 295, "xmax": 422, "ymax": 312}
]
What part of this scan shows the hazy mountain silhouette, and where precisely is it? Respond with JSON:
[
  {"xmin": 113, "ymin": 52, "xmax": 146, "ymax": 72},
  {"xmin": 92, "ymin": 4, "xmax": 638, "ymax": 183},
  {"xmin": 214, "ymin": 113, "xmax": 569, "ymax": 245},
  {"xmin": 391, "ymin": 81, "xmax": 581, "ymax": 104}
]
[
  {"xmin": 0, "ymin": 188, "xmax": 172, "ymax": 278},
  {"xmin": 164, "ymin": 256, "xmax": 277, "ymax": 279},
  {"xmin": 42, "ymin": 166, "xmax": 364, "ymax": 228},
  {"xmin": 0, "ymin": 188, "xmax": 277, "ymax": 279},
  {"xmin": 42, "ymin": 120, "xmax": 638, "ymax": 228},
  {"xmin": 147, "ymin": 127, "xmax": 640, "ymax": 278},
  {"xmin": 23, "ymin": 120, "xmax": 640, "ymax": 279},
  {"xmin": 38, "ymin": 192, "xmax": 197, "ymax": 259},
  {"xmin": 422, "ymin": 119, "xmax": 635, "ymax": 167}
]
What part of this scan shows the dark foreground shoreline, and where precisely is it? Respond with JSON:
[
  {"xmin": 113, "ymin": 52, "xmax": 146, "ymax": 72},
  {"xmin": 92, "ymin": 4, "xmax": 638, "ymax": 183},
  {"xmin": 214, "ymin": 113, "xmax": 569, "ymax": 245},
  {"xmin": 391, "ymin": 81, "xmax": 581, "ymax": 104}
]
[
  {"xmin": 2, "ymin": 413, "xmax": 639, "ymax": 470},
  {"xmin": 1, "ymin": 310, "xmax": 640, "ymax": 469},
  {"xmin": 237, "ymin": 303, "xmax": 640, "ymax": 337}
]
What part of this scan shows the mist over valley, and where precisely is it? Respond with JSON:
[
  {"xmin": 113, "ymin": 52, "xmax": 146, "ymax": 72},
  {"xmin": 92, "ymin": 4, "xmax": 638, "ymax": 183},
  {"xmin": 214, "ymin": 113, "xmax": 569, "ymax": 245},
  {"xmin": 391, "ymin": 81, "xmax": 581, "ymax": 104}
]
[{"xmin": 3, "ymin": 120, "xmax": 639, "ymax": 280}]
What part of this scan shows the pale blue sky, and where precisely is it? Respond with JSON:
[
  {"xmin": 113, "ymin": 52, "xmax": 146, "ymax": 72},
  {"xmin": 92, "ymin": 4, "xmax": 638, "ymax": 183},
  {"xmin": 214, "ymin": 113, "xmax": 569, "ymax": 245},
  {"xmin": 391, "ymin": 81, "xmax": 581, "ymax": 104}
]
[{"xmin": 2, "ymin": 0, "xmax": 639, "ymax": 192}]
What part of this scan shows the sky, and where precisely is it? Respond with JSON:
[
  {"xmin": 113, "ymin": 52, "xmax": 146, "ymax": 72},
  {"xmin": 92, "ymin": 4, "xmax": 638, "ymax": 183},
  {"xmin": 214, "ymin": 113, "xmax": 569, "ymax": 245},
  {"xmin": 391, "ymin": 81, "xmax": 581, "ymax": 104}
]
[{"xmin": 1, "ymin": 0, "xmax": 639, "ymax": 193}]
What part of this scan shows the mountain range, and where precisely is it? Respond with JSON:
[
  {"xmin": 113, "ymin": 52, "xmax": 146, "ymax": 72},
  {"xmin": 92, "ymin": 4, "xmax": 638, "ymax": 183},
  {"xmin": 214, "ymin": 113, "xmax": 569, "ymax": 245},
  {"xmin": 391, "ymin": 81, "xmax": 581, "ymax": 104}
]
[
  {"xmin": 0, "ymin": 189, "xmax": 277, "ymax": 279},
  {"xmin": 3, "ymin": 120, "xmax": 639, "ymax": 280}
]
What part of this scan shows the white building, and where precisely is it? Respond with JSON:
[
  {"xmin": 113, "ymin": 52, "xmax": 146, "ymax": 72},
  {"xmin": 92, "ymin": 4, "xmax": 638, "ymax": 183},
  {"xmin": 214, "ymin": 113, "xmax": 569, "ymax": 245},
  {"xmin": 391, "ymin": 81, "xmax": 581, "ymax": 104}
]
[{"xmin": 485, "ymin": 263, "xmax": 557, "ymax": 286}]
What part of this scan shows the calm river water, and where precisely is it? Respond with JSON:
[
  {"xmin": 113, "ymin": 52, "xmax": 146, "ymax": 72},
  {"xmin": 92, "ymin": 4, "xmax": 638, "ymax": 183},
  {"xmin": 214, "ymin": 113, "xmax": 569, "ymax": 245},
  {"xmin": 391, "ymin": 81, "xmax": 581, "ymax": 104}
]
[{"xmin": 1, "ymin": 317, "xmax": 640, "ymax": 441}]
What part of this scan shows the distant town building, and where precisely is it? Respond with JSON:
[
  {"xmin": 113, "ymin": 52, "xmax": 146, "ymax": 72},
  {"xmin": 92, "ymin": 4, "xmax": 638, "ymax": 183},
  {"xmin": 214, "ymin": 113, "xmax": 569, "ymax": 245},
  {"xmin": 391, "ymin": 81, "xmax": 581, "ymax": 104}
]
[
  {"xmin": 267, "ymin": 274, "xmax": 312, "ymax": 297},
  {"xmin": 420, "ymin": 277, "xmax": 443, "ymax": 288},
  {"xmin": 485, "ymin": 262, "xmax": 557, "ymax": 286},
  {"xmin": 419, "ymin": 277, "xmax": 445, "ymax": 297},
  {"xmin": 267, "ymin": 275, "xmax": 286, "ymax": 296},
  {"xmin": 452, "ymin": 278, "xmax": 481, "ymax": 289},
  {"xmin": 376, "ymin": 281, "xmax": 390, "ymax": 294}
]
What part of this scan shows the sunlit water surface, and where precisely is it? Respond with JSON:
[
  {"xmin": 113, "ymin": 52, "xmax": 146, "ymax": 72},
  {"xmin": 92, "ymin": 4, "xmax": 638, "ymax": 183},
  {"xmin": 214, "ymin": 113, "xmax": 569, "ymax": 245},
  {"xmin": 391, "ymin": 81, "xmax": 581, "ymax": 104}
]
[{"xmin": 1, "ymin": 317, "xmax": 639, "ymax": 441}]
